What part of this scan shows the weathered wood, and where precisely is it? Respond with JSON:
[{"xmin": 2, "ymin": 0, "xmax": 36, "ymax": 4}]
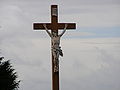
[
  {"xmin": 51, "ymin": 5, "xmax": 59, "ymax": 90},
  {"xmin": 33, "ymin": 23, "xmax": 76, "ymax": 30},
  {"xmin": 58, "ymin": 23, "xmax": 76, "ymax": 29},
  {"xmin": 33, "ymin": 23, "xmax": 51, "ymax": 30}
]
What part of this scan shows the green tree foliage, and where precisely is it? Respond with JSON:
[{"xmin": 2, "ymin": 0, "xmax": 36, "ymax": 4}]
[{"xmin": 0, "ymin": 57, "xmax": 20, "ymax": 90}]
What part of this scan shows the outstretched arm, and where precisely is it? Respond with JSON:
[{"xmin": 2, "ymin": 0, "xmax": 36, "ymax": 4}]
[
  {"xmin": 59, "ymin": 24, "xmax": 68, "ymax": 37},
  {"xmin": 43, "ymin": 24, "xmax": 52, "ymax": 37}
]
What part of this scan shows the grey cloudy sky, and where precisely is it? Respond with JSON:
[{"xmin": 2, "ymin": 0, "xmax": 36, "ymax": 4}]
[{"xmin": 0, "ymin": 0, "xmax": 120, "ymax": 90}]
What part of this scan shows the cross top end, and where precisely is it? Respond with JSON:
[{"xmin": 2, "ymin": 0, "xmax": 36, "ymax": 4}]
[{"xmin": 51, "ymin": 5, "xmax": 57, "ymax": 7}]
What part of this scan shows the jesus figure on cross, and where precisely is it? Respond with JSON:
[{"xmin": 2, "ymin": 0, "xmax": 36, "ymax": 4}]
[
  {"xmin": 33, "ymin": 5, "xmax": 76, "ymax": 90},
  {"xmin": 43, "ymin": 24, "xmax": 68, "ymax": 72}
]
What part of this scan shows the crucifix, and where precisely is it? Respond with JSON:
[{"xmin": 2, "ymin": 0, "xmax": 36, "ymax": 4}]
[{"xmin": 33, "ymin": 5, "xmax": 76, "ymax": 90}]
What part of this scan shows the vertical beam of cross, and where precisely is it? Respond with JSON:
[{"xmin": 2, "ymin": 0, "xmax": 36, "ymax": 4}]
[
  {"xmin": 33, "ymin": 5, "xmax": 76, "ymax": 90},
  {"xmin": 51, "ymin": 5, "xmax": 59, "ymax": 90}
]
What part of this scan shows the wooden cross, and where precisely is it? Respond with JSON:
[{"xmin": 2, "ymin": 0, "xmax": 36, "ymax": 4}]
[{"xmin": 33, "ymin": 5, "xmax": 76, "ymax": 90}]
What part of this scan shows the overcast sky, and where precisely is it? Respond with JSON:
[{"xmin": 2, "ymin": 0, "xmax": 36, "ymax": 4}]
[{"xmin": 0, "ymin": 0, "xmax": 120, "ymax": 90}]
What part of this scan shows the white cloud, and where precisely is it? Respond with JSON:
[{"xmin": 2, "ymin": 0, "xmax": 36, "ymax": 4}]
[
  {"xmin": 1, "ymin": 37, "xmax": 120, "ymax": 90},
  {"xmin": 0, "ymin": 0, "xmax": 120, "ymax": 29}
]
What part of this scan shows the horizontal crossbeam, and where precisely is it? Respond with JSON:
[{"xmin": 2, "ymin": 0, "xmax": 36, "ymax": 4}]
[
  {"xmin": 58, "ymin": 23, "xmax": 76, "ymax": 29},
  {"xmin": 33, "ymin": 23, "xmax": 76, "ymax": 30},
  {"xmin": 33, "ymin": 23, "xmax": 51, "ymax": 30}
]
